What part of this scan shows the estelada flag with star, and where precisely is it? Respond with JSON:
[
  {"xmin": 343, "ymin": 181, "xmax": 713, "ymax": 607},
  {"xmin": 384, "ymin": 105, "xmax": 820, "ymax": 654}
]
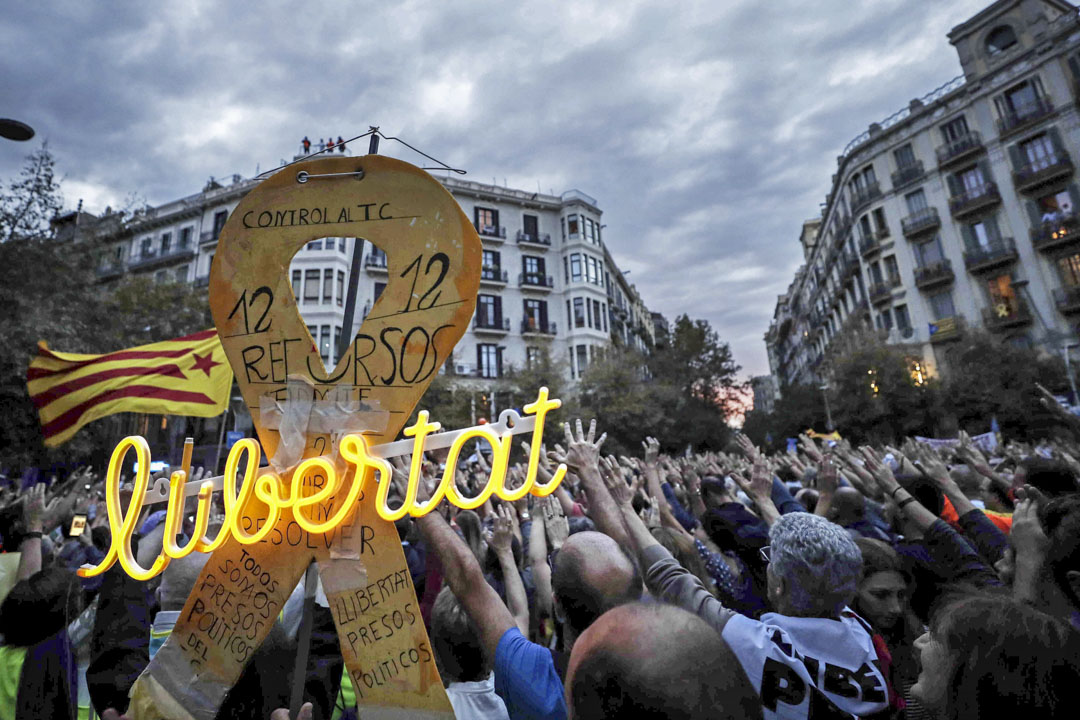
[{"xmin": 26, "ymin": 329, "xmax": 232, "ymax": 448}]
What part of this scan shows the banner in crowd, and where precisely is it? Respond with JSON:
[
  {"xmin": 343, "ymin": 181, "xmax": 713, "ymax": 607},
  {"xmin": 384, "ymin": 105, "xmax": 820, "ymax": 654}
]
[
  {"xmin": 913, "ymin": 431, "xmax": 997, "ymax": 453},
  {"xmin": 119, "ymin": 154, "xmax": 482, "ymax": 720},
  {"xmin": 26, "ymin": 330, "xmax": 232, "ymax": 447}
]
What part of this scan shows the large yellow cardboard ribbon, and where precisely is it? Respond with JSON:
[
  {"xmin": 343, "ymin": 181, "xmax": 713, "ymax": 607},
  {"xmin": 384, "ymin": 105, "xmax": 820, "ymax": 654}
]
[{"xmin": 130, "ymin": 155, "xmax": 479, "ymax": 719}]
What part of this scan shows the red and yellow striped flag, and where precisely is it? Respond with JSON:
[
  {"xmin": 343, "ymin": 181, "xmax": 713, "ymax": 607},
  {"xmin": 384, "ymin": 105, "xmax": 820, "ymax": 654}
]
[{"xmin": 26, "ymin": 329, "xmax": 233, "ymax": 448}]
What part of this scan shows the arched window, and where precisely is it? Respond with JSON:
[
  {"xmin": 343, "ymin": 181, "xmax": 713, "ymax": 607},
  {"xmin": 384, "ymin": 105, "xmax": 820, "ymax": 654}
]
[{"xmin": 986, "ymin": 25, "xmax": 1018, "ymax": 56}]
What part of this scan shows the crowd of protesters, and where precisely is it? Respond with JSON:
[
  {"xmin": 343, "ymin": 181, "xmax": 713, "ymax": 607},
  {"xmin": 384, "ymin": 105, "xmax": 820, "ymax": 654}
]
[{"xmin": 2, "ymin": 386, "xmax": 1080, "ymax": 719}]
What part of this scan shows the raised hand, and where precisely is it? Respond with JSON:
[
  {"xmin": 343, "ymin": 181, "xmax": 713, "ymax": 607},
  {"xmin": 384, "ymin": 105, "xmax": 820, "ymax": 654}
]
[
  {"xmin": 23, "ymin": 483, "xmax": 47, "ymax": 532},
  {"xmin": 799, "ymin": 433, "xmax": 824, "ymax": 463},
  {"xmin": 860, "ymin": 446, "xmax": 899, "ymax": 496},
  {"xmin": 489, "ymin": 504, "xmax": 515, "ymax": 554},
  {"xmin": 642, "ymin": 436, "xmax": 660, "ymax": 466},
  {"xmin": 817, "ymin": 456, "xmax": 838, "ymax": 497},
  {"xmin": 542, "ymin": 495, "xmax": 569, "ymax": 551},
  {"xmin": 550, "ymin": 419, "xmax": 607, "ymax": 475},
  {"xmin": 734, "ymin": 433, "xmax": 761, "ymax": 462}
]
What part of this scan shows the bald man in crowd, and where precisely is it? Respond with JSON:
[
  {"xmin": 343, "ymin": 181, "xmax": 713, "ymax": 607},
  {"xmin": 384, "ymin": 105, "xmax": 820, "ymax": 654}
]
[{"xmin": 565, "ymin": 602, "xmax": 762, "ymax": 719}]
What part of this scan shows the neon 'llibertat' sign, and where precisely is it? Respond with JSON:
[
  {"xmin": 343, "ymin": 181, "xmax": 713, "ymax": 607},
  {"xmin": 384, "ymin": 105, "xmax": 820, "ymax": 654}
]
[{"xmin": 79, "ymin": 387, "xmax": 565, "ymax": 582}]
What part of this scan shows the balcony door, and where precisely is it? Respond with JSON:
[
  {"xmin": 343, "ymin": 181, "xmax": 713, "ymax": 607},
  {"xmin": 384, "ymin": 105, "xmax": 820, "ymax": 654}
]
[
  {"xmin": 986, "ymin": 275, "xmax": 1017, "ymax": 315},
  {"xmin": 477, "ymin": 294, "xmax": 500, "ymax": 326},
  {"xmin": 941, "ymin": 116, "xmax": 969, "ymax": 144},
  {"xmin": 523, "ymin": 214, "xmax": 538, "ymax": 239},
  {"xmin": 524, "ymin": 299, "xmax": 548, "ymax": 330}
]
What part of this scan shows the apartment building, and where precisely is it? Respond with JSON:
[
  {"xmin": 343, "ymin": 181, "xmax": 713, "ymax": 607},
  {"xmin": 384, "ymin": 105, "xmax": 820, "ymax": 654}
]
[
  {"xmin": 766, "ymin": 0, "xmax": 1080, "ymax": 388},
  {"xmin": 58, "ymin": 164, "xmax": 654, "ymax": 390}
]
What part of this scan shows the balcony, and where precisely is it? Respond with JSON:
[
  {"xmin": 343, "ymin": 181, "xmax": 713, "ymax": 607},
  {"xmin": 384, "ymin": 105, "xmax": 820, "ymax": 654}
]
[
  {"xmin": 364, "ymin": 254, "xmax": 388, "ymax": 273},
  {"xmin": 516, "ymin": 230, "xmax": 552, "ymax": 248},
  {"xmin": 1054, "ymin": 285, "xmax": 1080, "ymax": 314},
  {"xmin": 914, "ymin": 259, "xmax": 954, "ymax": 290},
  {"xmin": 851, "ymin": 180, "xmax": 882, "ymax": 214},
  {"xmin": 981, "ymin": 299, "xmax": 1032, "ymax": 331},
  {"xmin": 1031, "ymin": 212, "xmax": 1080, "ymax": 253},
  {"xmin": 996, "ymin": 96, "xmax": 1056, "ymax": 138},
  {"xmin": 859, "ymin": 232, "xmax": 885, "ymax": 258},
  {"xmin": 1013, "ymin": 153, "xmax": 1074, "ymax": 193},
  {"xmin": 127, "ymin": 244, "xmax": 197, "ymax": 272},
  {"xmin": 199, "ymin": 230, "xmax": 220, "ymax": 245},
  {"xmin": 519, "ymin": 272, "xmax": 554, "ymax": 291},
  {"xmin": 477, "ymin": 224, "xmax": 506, "ymax": 241},
  {"xmin": 901, "ymin": 207, "xmax": 941, "ymax": 238},
  {"xmin": 96, "ymin": 261, "xmax": 125, "ymax": 281},
  {"xmin": 839, "ymin": 251, "xmax": 860, "ymax": 279},
  {"xmin": 963, "ymin": 238, "xmax": 1018, "ymax": 274},
  {"xmin": 473, "ymin": 316, "xmax": 510, "ymax": 334},
  {"xmin": 891, "ymin": 161, "xmax": 925, "ymax": 191},
  {"xmin": 193, "ymin": 275, "xmax": 210, "ymax": 288},
  {"xmin": 936, "ymin": 131, "xmax": 985, "ymax": 168},
  {"xmin": 521, "ymin": 318, "xmax": 557, "ymax": 336},
  {"xmin": 868, "ymin": 280, "xmax": 895, "ymax": 306},
  {"xmin": 480, "ymin": 267, "xmax": 508, "ymax": 286},
  {"xmin": 949, "ymin": 181, "xmax": 1001, "ymax": 219},
  {"xmin": 929, "ymin": 315, "xmax": 963, "ymax": 344}
]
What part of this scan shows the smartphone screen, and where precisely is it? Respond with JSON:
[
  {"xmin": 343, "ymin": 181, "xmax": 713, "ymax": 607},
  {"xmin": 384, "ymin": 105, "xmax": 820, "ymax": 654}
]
[{"xmin": 69, "ymin": 514, "xmax": 87, "ymax": 537}]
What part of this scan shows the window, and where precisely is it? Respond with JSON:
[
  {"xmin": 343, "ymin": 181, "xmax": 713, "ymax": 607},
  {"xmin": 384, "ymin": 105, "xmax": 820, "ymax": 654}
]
[
  {"xmin": 337, "ymin": 271, "xmax": 344, "ymax": 306},
  {"xmin": 1058, "ymin": 253, "xmax": 1080, "ymax": 286},
  {"xmin": 967, "ymin": 219, "xmax": 995, "ymax": 250},
  {"xmin": 872, "ymin": 208, "xmax": 888, "ymax": 236},
  {"xmin": 304, "ymin": 269, "xmax": 320, "ymax": 302},
  {"xmin": 601, "ymin": 302, "xmax": 608, "ymax": 332},
  {"xmin": 175, "ymin": 266, "xmax": 187, "ymax": 283},
  {"xmin": 859, "ymin": 216, "xmax": 872, "ymax": 241},
  {"xmin": 319, "ymin": 269, "xmax": 331, "ymax": 304},
  {"xmin": 319, "ymin": 325, "xmax": 331, "ymax": 362},
  {"xmin": 526, "ymin": 347, "xmax": 542, "ymax": 368},
  {"xmin": 523, "ymin": 255, "xmax": 544, "ymax": 276},
  {"xmin": 958, "ymin": 166, "xmax": 985, "ymax": 192},
  {"xmin": 894, "ymin": 304, "xmax": 912, "ymax": 332},
  {"xmin": 477, "ymin": 295, "xmax": 499, "ymax": 326},
  {"xmin": 894, "ymin": 144, "xmax": 916, "ymax": 169},
  {"xmin": 879, "ymin": 309, "xmax": 893, "ymax": 331},
  {"xmin": 591, "ymin": 300, "xmax": 602, "ymax": 330},
  {"xmin": 584, "ymin": 218, "xmax": 596, "ymax": 244},
  {"xmin": 334, "ymin": 327, "xmax": 342, "ymax": 359},
  {"xmin": 986, "ymin": 25, "xmax": 1017, "ymax": 56},
  {"xmin": 914, "ymin": 237, "xmax": 944, "ymax": 267},
  {"xmin": 374, "ymin": 281, "xmax": 386, "ymax": 303},
  {"xmin": 1036, "ymin": 189, "xmax": 1074, "ymax": 220},
  {"xmin": 477, "ymin": 344, "xmax": 501, "ymax": 378},
  {"xmin": 941, "ymin": 116, "xmax": 970, "ymax": 144},
  {"xmin": 868, "ymin": 261, "xmax": 883, "ymax": 284},
  {"xmin": 1019, "ymin": 134, "xmax": 1056, "ymax": 170},
  {"xmin": 573, "ymin": 298, "xmax": 586, "ymax": 328},
  {"xmin": 339, "ymin": 237, "xmax": 346, "ymax": 252},
  {"xmin": 883, "ymin": 256, "xmax": 900, "ymax": 285},
  {"xmin": 1003, "ymin": 80, "xmax": 1039, "ymax": 115},
  {"xmin": 140, "ymin": 238, "xmax": 153, "ymax": 256},
  {"xmin": 475, "ymin": 207, "xmax": 498, "ymax": 234},
  {"xmin": 567, "ymin": 214, "xmax": 580, "ymax": 238},
  {"xmin": 161, "ymin": 232, "xmax": 172, "ymax": 253},
  {"xmin": 576, "ymin": 345, "xmax": 589, "ymax": 377},
  {"xmin": 212, "ymin": 210, "xmax": 228, "ymax": 238},
  {"xmin": 483, "ymin": 249, "xmax": 500, "ymax": 270},
  {"xmin": 154, "ymin": 270, "xmax": 168, "ymax": 284},
  {"xmin": 524, "ymin": 299, "xmax": 547, "ymax": 330},
  {"xmin": 928, "ymin": 290, "xmax": 956, "ymax": 320},
  {"xmin": 905, "ymin": 189, "xmax": 928, "ymax": 214},
  {"xmin": 570, "ymin": 254, "xmax": 582, "ymax": 282},
  {"xmin": 179, "ymin": 227, "xmax": 192, "ymax": 248},
  {"xmin": 523, "ymin": 214, "xmax": 539, "ymax": 239},
  {"xmin": 307, "ymin": 240, "xmax": 323, "ymax": 251}
]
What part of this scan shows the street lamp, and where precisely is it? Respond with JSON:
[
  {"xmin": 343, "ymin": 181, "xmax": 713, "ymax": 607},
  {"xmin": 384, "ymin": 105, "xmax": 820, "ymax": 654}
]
[
  {"xmin": 0, "ymin": 119, "xmax": 34, "ymax": 141},
  {"xmin": 820, "ymin": 383, "xmax": 834, "ymax": 432}
]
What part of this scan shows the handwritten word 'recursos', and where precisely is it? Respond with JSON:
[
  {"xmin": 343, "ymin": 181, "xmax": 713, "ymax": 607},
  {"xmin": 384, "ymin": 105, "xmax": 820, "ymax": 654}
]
[{"xmin": 78, "ymin": 388, "xmax": 565, "ymax": 582}]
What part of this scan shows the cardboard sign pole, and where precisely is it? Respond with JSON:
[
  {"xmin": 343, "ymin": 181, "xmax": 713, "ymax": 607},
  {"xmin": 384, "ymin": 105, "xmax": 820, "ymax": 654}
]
[{"xmin": 127, "ymin": 154, "xmax": 480, "ymax": 720}]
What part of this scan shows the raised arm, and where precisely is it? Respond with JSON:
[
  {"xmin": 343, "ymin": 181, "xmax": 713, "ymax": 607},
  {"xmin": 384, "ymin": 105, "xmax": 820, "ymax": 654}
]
[
  {"xmin": 529, "ymin": 496, "xmax": 555, "ymax": 619},
  {"xmin": 489, "ymin": 504, "xmax": 528, "ymax": 635},
  {"xmin": 551, "ymin": 420, "xmax": 632, "ymax": 549}
]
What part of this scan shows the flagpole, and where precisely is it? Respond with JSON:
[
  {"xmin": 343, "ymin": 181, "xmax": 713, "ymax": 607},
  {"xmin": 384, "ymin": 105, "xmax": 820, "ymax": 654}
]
[{"xmin": 213, "ymin": 406, "xmax": 228, "ymax": 475}]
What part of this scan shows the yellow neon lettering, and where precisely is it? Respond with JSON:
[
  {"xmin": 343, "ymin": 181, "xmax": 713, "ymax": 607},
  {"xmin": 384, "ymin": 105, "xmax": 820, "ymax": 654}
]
[
  {"xmin": 441, "ymin": 426, "xmax": 511, "ymax": 510},
  {"xmin": 162, "ymin": 472, "xmax": 213, "ymax": 560}
]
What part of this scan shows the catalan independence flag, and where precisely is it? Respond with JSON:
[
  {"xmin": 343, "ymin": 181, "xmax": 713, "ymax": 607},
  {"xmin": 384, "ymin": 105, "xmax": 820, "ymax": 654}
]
[{"xmin": 26, "ymin": 329, "xmax": 233, "ymax": 447}]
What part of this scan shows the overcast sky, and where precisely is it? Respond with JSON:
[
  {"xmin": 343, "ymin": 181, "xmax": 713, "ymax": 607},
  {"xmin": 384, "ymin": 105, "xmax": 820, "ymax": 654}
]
[{"xmin": 2, "ymin": 0, "xmax": 994, "ymax": 378}]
